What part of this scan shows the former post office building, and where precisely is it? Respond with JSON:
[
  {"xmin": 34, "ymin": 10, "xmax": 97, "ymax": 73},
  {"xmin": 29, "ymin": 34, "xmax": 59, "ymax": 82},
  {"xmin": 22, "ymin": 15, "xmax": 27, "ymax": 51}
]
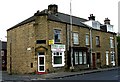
[{"xmin": 7, "ymin": 4, "xmax": 118, "ymax": 74}]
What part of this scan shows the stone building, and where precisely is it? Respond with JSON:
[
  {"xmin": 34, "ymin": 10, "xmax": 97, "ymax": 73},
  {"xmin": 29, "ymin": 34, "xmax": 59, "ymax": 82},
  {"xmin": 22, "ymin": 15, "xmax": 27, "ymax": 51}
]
[{"xmin": 7, "ymin": 4, "xmax": 118, "ymax": 74}]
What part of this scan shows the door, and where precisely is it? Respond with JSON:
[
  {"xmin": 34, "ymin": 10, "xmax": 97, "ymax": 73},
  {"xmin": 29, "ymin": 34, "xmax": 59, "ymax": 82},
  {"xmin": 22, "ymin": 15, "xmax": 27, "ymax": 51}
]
[
  {"xmin": 92, "ymin": 53, "xmax": 96, "ymax": 68},
  {"xmin": 38, "ymin": 53, "xmax": 45, "ymax": 72},
  {"xmin": 106, "ymin": 51, "xmax": 109, "ymax": 65}
]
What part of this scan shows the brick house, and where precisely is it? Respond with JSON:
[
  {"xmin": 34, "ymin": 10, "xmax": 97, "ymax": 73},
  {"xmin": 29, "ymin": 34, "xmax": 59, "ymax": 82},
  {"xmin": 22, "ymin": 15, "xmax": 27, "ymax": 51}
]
[
  {"xmin": 0, "ymin": 41, "xmax": 7, "ymax": 71},
  {"xmin": 7, "ymin": 4, "xmax": 118, "ymax": 74}
]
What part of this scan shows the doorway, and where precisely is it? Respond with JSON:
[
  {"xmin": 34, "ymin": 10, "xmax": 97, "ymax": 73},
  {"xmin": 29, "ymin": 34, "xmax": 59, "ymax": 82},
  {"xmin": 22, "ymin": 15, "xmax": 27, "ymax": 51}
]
[
  {"xmin": 38, "ymin": 52, "xmax": 45, "ymax": 72},
  {"xmin": 92, "ymin": 53, "xmax": 96, "ymax": 68}
]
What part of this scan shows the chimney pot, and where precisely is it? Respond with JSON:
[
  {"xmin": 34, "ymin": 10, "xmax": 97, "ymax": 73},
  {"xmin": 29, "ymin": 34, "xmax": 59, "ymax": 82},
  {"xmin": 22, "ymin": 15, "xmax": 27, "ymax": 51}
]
[
  {"xmin": 104, "ymin": 18, "xmax": 110, "ymax": 25},
  {"xmin": 48, "ymin": 4, "xmax": 58, "ymax": 14},
  {"xmin": 88, "ymin": 14, "xmax": 95, "ymax": 20}
]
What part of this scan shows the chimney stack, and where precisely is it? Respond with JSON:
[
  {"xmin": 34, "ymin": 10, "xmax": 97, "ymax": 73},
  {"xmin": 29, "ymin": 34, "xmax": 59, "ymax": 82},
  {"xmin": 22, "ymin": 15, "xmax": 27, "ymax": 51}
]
[
  {"xmin": 48, "ymin": 4, "xmax": 58, "ymax": 14},
  {"xmin": 88, "ymin": 14, "xmax": 95, "ymax": 20},
  {"xmin": 104, "ymin": 18, "xmax": 110, "ymax": 25}
]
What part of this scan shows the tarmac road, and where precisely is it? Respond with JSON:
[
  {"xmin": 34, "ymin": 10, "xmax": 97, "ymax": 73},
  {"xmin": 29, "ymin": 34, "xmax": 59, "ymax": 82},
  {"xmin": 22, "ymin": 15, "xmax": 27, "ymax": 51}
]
[{"xmin": 53, "ymin": 69, "xmax": 120, "ymax": 80}]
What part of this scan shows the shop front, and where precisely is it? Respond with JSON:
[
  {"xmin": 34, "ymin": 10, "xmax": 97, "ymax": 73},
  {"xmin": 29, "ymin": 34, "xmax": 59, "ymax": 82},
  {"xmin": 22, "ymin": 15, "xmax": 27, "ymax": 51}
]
[{"xmin": 51, "ymin": 44, "xmax": 65, "ymax": 68}]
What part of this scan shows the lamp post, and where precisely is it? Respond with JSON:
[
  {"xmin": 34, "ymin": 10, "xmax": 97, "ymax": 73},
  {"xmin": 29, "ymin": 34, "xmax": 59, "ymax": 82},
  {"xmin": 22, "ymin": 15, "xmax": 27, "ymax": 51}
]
[{"xmin": 70, "ymin": 0, "xmax": 74, "ymax": 71}]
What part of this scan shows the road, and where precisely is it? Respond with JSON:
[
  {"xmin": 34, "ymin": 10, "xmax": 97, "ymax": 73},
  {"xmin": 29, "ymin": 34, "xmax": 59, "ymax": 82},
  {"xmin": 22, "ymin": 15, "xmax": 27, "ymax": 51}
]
[{"xmin": 53, "ymin": 69, "xmax": 120, "ymax": 80}]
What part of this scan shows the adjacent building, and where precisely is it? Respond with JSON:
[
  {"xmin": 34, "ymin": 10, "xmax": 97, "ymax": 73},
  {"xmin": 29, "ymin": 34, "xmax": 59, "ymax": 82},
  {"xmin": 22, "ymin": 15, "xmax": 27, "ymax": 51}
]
[
  {"xmin": 7, "ymin": 4, "xmax": 118, "ymax": 74},
  {"xmin": 0, "ymin": 41, "xmax": 7, "ymax": 71}
]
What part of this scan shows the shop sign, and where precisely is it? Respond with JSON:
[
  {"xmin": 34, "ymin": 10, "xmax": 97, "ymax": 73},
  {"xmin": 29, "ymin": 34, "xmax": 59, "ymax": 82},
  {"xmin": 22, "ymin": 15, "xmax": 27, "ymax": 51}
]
[
  {"xmin": 51, "ymin": 44, "xmax": 65, "ymax": 51},
  {"xmin": 49, "ymin": 40, "xmax": 54, "ymax": 45}
]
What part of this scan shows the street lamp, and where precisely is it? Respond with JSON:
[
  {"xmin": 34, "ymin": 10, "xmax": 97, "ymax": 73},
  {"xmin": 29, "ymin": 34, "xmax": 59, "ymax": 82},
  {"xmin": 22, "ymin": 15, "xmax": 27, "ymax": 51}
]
[{"xmin": 70, "ymin": 0, "xmax": 74, "ymax": 71}]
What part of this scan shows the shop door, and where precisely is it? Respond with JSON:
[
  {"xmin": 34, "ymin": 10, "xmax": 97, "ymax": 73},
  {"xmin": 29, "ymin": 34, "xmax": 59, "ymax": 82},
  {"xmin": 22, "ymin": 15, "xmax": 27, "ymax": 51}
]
[
  {"xmin": 38, "ymin": 54, "xmax": 45, "ymax": 72},
  {"xmin": 92, "ymin": 53, "xmax": 96, "ymax": 68}
]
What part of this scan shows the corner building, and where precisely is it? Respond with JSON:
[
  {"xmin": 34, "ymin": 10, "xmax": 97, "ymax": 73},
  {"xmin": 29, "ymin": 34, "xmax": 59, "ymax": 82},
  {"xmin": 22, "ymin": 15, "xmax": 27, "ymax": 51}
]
[{"xmin": 7, "ymin": 4, "xmax": 118, "ymax": 74}]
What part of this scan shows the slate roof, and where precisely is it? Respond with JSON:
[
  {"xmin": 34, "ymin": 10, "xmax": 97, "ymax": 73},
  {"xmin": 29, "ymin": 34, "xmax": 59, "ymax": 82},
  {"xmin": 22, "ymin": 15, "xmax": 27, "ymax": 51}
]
[
  {"xmin": 7, "ymin": 9, "xmax": 116, "ymax": 34},
  {"xmin": 7, "ymin": 9, "xmax": 89, "ymax": 31},
  {"xmin": 48, "ymin": 12, "xmax": 88, "ymax": 27}
]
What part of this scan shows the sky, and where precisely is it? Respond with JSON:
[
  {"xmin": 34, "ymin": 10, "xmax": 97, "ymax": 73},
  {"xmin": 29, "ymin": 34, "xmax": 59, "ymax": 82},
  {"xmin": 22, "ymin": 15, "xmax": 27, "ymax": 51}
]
[{"xmin": 0, "ymin": 0, "xmax": 119, "ymax": 41}]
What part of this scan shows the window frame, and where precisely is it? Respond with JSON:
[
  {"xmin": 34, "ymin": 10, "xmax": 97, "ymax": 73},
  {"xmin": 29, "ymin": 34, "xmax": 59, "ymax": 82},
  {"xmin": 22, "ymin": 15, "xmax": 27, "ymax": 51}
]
[
  {"xmin": 52, "ymin": 51, "xmax": 65, "ymax": 67},
  {"xmin": 96, "ymin": 36, "xmax": 100, "ymax": 47},
  {"xmin": 75, "ymin": 52, "xmax": 79, "ymax": 64},
  {"xmin": 74, "ymin": 51, "xmax": 87, "ymax": 65},
  {"xmin": 85, "ymin": 34, "xmax": 89, "ymax": 46},
  {"xmin": 110, "ymin": 37, "xmax": 114, "ymax": 48},
  {"xmin": 73, "ymin": 32, "xmax": 79, "ymax": 45},
  {"xmin": 79, "ymin": 52, "xmax": 83, "ymax": 64},
  {"xmin": 83, "ymin": 52, "xmax": 87, "ymax": 64},
  {"xmin": 54, "ymin": 29, "xmax": 61, "ymax": 43}
]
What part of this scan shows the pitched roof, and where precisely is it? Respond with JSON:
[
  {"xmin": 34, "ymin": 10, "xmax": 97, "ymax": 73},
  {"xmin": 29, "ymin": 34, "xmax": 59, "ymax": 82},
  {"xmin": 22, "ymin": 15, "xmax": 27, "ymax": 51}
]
[
  {"xmin": 7, "ymin": 9, "xmax": 116, "ymax": 34},
  {"xmin": 7, "ymin": 9, "xmax": 89, "ymax": 31},
  {"xmin": 48, "ymin": 12, "xmax": 88, "ymax": 27}
]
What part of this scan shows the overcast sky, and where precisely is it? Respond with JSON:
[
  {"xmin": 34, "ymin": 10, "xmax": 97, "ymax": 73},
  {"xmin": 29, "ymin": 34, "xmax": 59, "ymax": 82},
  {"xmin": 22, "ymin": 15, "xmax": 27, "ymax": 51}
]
[{"xmin": 0, "ymin": 0, "xmax": 119, "ymax": 41}]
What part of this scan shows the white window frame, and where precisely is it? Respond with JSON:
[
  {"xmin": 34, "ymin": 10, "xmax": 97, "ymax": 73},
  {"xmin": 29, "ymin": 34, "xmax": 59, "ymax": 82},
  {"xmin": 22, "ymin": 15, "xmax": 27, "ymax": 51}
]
[
  {"xmin": 96, "ymin": 36, "xmax": 100, "ymax": 46},
  {"xmin": 83, "ymin": 52, "xmax": 87, "ymax": 64},
  {"xmin": 106, "ymin": 51, "xmax": 109, "ymax": 65},
  {"xmin": 75, "ymin": 52, "xmax": 78, "ymax": 64},
  {"xmin": 79, "ymin": 52, "xmax": 82, "ymax": 64},
  {"xmin": 110, "ymin": 51, "xmax": 115, "ymax": 66},
  {"xmin": 52, "ymin": 51, "xmax": 65, "ymax": 67},
  {"xmin": 73, "ymin": 33, "xmax": 79, "ymax": 44},
  {"xmin": 85, "ymin": 34, "xmax": 89, "ymax": 45},
  {"xmin": 110, "ymin": 37, "xmax": 114, "ymax": 48}
]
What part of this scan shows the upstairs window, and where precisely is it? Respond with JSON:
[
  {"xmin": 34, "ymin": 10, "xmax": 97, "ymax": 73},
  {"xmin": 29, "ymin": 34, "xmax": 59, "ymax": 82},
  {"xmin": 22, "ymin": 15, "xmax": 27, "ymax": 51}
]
[
  {"xmin": 110, "ymin": 37, "xmax": 114, "ymax": 48},
  {"xmin": 73, "ymin": 33, "xmax": 79, "ymax": 45},
  {"xmin": 96, "ymin": 36, "xmax": 100, "ymax": 46},
  {"xmin": 54, "ymin": 29, "xmax": 61, "ymax": 43},
  {"xmin": 92, "ymin": 21, "xmax": 100, "ymax": 30},
  {"xmin": 85, "ymin": 34, "xmax": 89, "ymax": 46}
]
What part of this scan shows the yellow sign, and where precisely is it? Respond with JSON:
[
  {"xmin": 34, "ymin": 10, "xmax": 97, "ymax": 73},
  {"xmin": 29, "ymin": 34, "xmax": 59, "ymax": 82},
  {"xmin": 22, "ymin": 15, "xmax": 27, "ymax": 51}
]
[{"xmin": 49, "ymin": 40, "xmax": 54, "ymax": 45}]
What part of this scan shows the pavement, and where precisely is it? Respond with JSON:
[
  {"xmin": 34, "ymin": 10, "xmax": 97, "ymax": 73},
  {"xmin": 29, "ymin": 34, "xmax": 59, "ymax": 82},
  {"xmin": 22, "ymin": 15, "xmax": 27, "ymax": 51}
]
[{"xmin": 1, "ymin": 67, "xmax": 120, "ymax": 81}]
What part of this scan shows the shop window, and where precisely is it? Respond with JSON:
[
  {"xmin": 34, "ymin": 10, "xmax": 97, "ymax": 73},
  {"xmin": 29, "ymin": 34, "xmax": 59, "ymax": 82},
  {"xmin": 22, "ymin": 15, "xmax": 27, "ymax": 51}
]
[
  {"xmin": 54, "ymin": 29, "xmax": 61, "ymax": 43},
  {"xmin": 52, "ymin": 52, "xmax": 65, "ymax": 67}
]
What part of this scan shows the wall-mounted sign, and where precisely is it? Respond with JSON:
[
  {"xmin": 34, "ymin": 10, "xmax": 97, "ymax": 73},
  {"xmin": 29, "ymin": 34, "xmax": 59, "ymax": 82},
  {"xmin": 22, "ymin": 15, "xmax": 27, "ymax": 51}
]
[
  {"xmin": 49, "ymin": 40, "xmax": 54, "ymax": 45},
  {"xmin": 27, "ymin": 48, "xmax": 31, "ymax": 51},
  {"xmin": 51, "ymin": 44, "xmax": 65, "ymax": 51}
]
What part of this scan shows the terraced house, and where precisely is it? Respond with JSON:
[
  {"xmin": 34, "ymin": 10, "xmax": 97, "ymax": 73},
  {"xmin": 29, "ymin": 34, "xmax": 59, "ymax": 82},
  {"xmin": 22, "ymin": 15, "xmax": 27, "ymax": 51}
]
[{"xmin": 7, "ymin": 4, "xmax": 118, "ymax": 74}]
